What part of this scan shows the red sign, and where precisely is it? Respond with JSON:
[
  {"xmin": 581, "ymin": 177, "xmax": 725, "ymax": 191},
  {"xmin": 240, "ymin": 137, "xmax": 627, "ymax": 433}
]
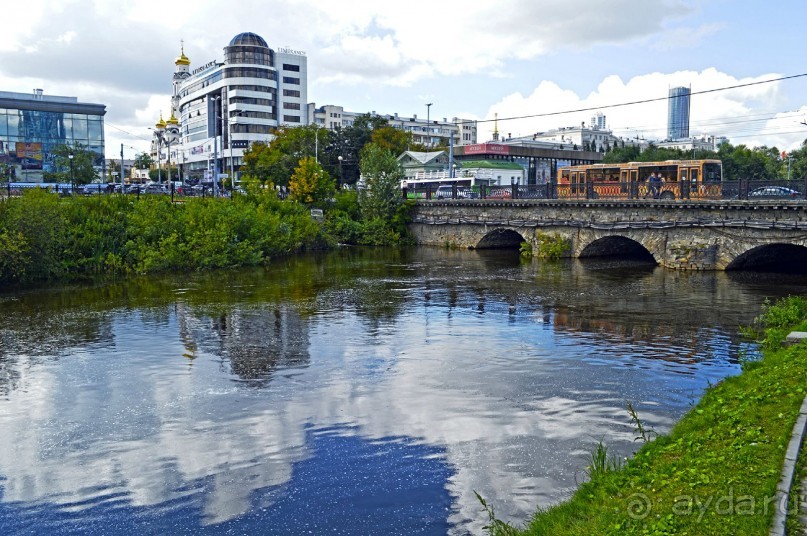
[{"xmin": 463, "ymin": 143, "xmax": 510, "ymax": 156}]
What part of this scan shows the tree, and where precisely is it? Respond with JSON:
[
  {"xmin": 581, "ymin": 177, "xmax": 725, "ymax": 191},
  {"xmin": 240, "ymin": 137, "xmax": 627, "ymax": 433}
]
[
  {"xmin": 133, "ymin": 152, "xmax": 154, "ymax": 171},
  {"xmin": 49, "ymin": 144, "xmax": 97, "ymax": 185},
  {"xmin": 241, "ymin": 125, "xmax": 330, "ymax": 188},
  {"xmin": 358, "ymin": 143, "xmax": 403, "ymax": 220},
  {"xmin": 289, "ymin": 156, "xmax": 335, "ymax": 204},
  {"xmin": 370, "ymin": 126, "xmax": 413, "ymax": 156}
]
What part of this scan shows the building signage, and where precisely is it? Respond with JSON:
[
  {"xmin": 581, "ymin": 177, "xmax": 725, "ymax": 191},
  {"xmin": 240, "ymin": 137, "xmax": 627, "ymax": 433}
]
[
  {"xmin": 463, "ymin": 143, "xmax": 509, "ymax": 156},
  {"xmin": 277, "ymin": 47, "xmax": 306, "ymax": 56},
  {"xmin": 192, "ymin": 60, "xmax": 218, "ymax": 76},
  {"xmin": 191, "ymin": 144, "xmax": 207, "ymax": 155},
  {"xmin": 231, "ymin": 140, "xmax": 249, "ymax": 149}
]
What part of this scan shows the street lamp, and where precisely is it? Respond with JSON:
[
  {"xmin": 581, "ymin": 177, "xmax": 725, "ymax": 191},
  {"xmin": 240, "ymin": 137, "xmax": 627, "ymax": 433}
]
[
  {"xmin": 338, "ymin": 155, "xmax": 343, "ymax": 188},
  {"xmin": 426, "ymin": 103, "xmax": 433, "ymax": 148},
  {"xmin": 68, "ymin": 151, "xmax": 74, "ymax": 192}
]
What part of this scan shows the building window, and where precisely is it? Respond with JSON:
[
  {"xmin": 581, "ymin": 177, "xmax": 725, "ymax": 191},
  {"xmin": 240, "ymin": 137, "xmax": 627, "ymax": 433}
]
[
  {"xmin": 283, "ymin": 102, "xmax": 301, "ymax": 110},
  {"xmin": 283, "ymin": 89, "xmax": 300, "ymax": 97},
  {"xmin": 282, "ymin": 76, "xmax": 300, "ymax": 85},
  {"xmin": 282, "ymin": 63, "xmax": 300, "ymax": 72},
  {"xmin": 283, "ymin": 115, "xmax": 301, "ymax": 123}
]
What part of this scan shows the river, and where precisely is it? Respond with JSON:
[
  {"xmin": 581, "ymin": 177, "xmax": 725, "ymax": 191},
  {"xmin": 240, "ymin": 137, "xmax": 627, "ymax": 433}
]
[{"xmin": 0, "ymin": 247, "xmax": 804, "ymax": 535}]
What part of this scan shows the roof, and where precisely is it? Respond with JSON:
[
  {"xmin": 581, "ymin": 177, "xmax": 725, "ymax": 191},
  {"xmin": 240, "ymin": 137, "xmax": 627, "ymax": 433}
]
[
  {"xmin": 228, "ymin": 32, "xmax": 268, "ymax": 48},
  {"xmin": 458, "ymin": 160, "xmax": 524, "ymax": 170},
  {"xmin": 397, "ymin": 150, "xmax": 446, "ymax": 165}
]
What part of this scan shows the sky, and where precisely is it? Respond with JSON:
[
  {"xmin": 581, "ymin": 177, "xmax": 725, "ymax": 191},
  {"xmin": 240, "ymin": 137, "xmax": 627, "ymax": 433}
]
[{"xmin": 2, "ymin": 0, "xmax": 807, "ymax": 159}]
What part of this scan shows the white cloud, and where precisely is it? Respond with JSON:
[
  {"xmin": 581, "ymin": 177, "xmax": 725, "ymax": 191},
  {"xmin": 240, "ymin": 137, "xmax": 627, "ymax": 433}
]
[{"xmin": 482, "ymin": 69, "xmax": 803, "ymax": 150}]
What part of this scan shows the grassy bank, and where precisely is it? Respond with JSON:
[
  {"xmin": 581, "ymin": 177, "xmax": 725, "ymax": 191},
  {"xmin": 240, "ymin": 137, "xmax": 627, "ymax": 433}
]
[{"xmin": 486, "ymin": 296, "xmax": 807, "ymax": 536}]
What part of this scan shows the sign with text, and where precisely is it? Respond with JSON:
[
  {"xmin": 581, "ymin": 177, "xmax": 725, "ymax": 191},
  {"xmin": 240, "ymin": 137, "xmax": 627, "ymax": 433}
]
[{"xmin": 463, "ymin": 143, "xmax": 510, "ymax": 156}]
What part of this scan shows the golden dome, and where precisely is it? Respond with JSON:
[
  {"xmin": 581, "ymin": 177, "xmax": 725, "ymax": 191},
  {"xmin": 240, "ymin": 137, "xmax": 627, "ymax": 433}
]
[
  {"xmin": 155, "ymin": 113, "xmax": 167, "ymax": 130},
  {"xmin": 166, "ymin": 113, "xmax": 179, "ymax": 125},
  {"xmin": 175, "ymin": 42, "xmax": 191, "ymax": 66}
]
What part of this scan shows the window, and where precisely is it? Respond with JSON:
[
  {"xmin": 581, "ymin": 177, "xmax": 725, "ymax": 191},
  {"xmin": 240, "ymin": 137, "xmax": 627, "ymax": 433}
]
[
  {"xmin": 283, "ymin": 102, "xmax": 301, "ymax": 110},
  {"xmin": 283, "ymin": 115, "xmax": 301, "ymax": 123},
  {"xmin": 282, "ymin": 63, "xmax": 300, "ymax": 72},
  {"xmin": 283, "ymin": 89, "xmax": 300, "ymax": 97},
  {"xmin": 282, "ymin": 76, "xmax": 300, "ymax": 85}
]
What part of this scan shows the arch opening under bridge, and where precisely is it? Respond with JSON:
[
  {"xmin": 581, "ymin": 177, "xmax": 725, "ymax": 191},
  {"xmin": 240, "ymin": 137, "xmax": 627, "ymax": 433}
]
[
  {"xmin": 579, "ymin": 236, "xmax": 657, "ymax": 263},
  {"xmin": 475, "ymin": 229, "xmax": 525, "ymax": 250},
  {"xmin": 725, "ymin": 243, "xmax": 807, "ymax": 273}
]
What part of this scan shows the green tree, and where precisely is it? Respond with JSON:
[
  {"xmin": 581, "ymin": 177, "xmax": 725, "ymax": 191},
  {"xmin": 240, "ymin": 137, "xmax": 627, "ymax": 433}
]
[
  {"xmin": 241, "ymin": 125, "xmax": 330, "ymax": 188},
  {"xmin": 371, "ymin": 126, "xmax": 413, "ymax": 156},
  {"xmin": 133, "ymin": 152, "xmax": 154, "ymax": 171},
  {"xmin": 289, "ymin": 156, "xmax": 335, "ymax": 204},
  {"xmin": 358, "ymin": 144, "xmax": 403, "ymax": 220},
  {"xmin": 50, "ymin": 144, "xmax": 97, "ymax": 185}
]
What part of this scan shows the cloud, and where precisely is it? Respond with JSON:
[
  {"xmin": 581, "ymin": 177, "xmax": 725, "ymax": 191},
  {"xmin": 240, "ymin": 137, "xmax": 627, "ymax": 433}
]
[{"xmin": 482, "ymin": 68, "xmax": 804, "ymax": 150}]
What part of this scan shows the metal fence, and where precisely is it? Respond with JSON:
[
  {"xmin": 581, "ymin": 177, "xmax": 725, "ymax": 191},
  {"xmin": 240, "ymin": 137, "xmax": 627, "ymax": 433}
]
[
  {"xmin": 0, "ymin": 182, "xmax": 245, "ymax": 200},
  {"xmin": 402, "ymin": 179, "xmax": 807, "ymax": 202}
]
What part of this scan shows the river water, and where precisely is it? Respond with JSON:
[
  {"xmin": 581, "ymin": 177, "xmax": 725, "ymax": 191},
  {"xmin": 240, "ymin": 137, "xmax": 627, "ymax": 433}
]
[{"xmin": 0, "ymin": 247, "xmax": 804, "ymax": 535}]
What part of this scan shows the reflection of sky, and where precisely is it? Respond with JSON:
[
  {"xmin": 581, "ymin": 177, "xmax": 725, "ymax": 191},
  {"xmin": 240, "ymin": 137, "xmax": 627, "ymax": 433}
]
[{"xmin": 0, "ymin": 256, "xmax": 784, "ymax": 534}]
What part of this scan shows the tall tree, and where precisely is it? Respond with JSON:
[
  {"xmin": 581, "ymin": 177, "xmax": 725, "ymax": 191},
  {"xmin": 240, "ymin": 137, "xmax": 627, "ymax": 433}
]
[
  {"xmin": 370, "ymin": 126, "xmax": 413, "ymax": 156},
  {"xmin": 241, "ymin": 125, "xmax": 331, "ymax": 188},
  {"xmin": 358, "ymin": 143, "xmax": 403, "ymax": 220},
  {"xmin": 133, "ymin": 152, "xmax": 154, "ymax": 171},
  {"xmin": 48, "ymin": 144, "xmax": 97, "ymax": 184},
  {"xmin": 289, "ymin": 156, "xmax": 335, "ymax": 204}
]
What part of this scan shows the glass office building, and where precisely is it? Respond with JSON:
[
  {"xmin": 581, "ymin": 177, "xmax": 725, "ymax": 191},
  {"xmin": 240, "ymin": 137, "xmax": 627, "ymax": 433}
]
[
  {"xmin": 0, "ymin": 89, "xmax": 106, "ymax": 182},
  {"xmin": 667, "ymin": 86, "xmax": 691, "ymax": 140}
]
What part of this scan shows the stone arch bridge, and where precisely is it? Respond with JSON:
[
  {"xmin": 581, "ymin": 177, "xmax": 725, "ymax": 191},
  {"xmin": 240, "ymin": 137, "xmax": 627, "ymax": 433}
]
[{"xmin": 409, "ymin": 199, "xmax": 807, "ymax": 271}]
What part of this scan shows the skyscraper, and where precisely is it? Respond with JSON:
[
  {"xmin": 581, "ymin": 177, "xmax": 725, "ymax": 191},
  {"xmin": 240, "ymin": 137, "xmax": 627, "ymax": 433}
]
[{"xmin": 667, "ymin": 86, "xmax": 691, "ymax": 140}]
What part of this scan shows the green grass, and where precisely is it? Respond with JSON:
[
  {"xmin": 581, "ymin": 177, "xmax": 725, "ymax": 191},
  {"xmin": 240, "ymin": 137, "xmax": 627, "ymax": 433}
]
[{"xmin": 484, "ymin": 296, "xmax": 807, "ymax": 536}]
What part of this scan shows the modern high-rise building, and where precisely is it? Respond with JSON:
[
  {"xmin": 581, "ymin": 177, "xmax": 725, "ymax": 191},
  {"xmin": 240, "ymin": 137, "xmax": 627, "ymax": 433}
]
[
  {"xmin": 0, "ymin": 89, "xmax": 106, "ymax": 182},
  {"xmin": 156, "ymin": 32, "xmax": 308, "ymax": 183},
  {"xmin": 667, "ymin": 86, "xmax": 691, "ymax": 140}
]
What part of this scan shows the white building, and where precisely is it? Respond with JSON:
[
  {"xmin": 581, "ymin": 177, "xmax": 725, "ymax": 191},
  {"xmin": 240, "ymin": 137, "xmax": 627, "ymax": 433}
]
[
  {"xmin": 308, "ymin": 105, "xmax": 477, "ymax": 147},
  {"xmin": 155, "ymin": 33, "xmax": 308, "ymax": 184},
  {"xmin": 520, "ymin": 113, "xmax": 646, "ymax": 152},
  {"xmin": 657, "ymin": 136, "xmax": 722, "ymax": 152}
]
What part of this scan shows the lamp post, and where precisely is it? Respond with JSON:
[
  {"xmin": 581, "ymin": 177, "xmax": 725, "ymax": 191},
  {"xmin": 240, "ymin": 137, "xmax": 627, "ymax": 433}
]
[
  {"xmin": 68, "ymin": 151, "xmax": 74, "ymax": 192},
  {"xmin": 425, "ymin": 103, "xmax": 432, "ymax": 147},
  {"xmin": 338, "ymin": 155, "xmax": 343, "ymax": 189}
]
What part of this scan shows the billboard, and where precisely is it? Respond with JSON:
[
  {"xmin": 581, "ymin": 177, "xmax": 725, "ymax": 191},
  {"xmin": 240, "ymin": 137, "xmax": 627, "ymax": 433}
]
[
  {"xmin": 463, "ymin": 143, "xmax": 510, "ymax": 156},
  {"xmin": 16, "ymin": 142, "xmax": 43, "ymax": 170}
]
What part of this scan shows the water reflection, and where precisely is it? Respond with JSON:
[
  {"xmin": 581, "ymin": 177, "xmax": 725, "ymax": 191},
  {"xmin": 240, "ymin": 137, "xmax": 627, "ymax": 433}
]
[{"xmin": 1, "ymin": 248, "xmax": 806, "ymax": 534}]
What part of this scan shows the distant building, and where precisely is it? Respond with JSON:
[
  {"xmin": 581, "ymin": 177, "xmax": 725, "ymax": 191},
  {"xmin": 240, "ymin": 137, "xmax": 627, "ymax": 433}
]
[
  {"xmin": 658, "ymin": 136, "xmax": 721, "ymax": 153},
  {"xmin": 667, "ymin": 86, "xmax": 691, "ymax": 140},
  {"xmin": 308, "ymin": 105, "xmax": 478, "ymax": 147},
  {"xmin": 515, "ymin": 114, "xmax": 645, "ymax": 153},
  {"xmin": 0, "ymin": 89, "xmax": 106, "ymax": 182},
  {"xmin": 158, "ymin": 32, "xmax": 308, "ymax": 183}
]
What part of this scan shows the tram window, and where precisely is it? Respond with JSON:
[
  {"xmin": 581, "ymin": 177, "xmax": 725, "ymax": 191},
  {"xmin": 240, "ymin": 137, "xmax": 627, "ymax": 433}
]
[
  {"xmin": 680, "ymin": 169, "xmax": 687, "ymax": 181},
  {"xmin": 691, "ymin": 169, "xmax": 699, "ymax": 183}
]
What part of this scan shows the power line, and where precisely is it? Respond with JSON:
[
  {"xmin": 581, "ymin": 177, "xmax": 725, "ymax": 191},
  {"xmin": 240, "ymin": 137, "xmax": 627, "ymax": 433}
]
[{"xmin": 480, "ymin": 72, "xmax": 807, "ymax": 125}]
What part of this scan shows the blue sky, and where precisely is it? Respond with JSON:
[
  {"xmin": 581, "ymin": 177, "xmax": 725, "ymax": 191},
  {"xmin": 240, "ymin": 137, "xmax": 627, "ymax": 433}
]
[{"xmin": 1, "ymin": 0, "xmax": 805, "ymax": 158}]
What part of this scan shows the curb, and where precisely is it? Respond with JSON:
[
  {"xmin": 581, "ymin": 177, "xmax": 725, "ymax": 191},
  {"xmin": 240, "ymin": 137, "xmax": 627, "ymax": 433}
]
[{"xmin": 770, "ymin": 392, "xmax": 807, "ymax": 535}]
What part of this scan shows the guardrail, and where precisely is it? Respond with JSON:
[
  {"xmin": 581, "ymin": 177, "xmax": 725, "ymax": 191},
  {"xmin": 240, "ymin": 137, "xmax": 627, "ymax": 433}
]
[{"xmin": 402, "ymin": 179, "xmax": 807, "ymax": 202}]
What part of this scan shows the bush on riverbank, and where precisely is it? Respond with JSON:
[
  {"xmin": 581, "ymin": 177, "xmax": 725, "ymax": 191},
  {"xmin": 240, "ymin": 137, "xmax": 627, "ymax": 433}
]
[
  {"xmin": 324, "ymin": 189, "xmax": 415, "ymax": 246},
  {"xmin": 487, "ymin": 296, "xmax": 807, "ymax": 536},
  {"xmin": 0, "ymin": 190, "xmax": 326, "ymax": 284}
]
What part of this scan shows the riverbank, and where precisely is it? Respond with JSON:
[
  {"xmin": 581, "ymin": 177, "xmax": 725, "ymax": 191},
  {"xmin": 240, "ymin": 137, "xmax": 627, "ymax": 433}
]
[{"xmin": 488, "ymin": 296, "xmax": 807, "ymax": 536}]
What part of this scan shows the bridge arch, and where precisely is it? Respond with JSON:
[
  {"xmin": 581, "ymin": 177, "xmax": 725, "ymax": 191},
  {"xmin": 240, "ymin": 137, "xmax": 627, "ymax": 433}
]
[
  {"xmin": 725, "ymin": 243, "xmax": 807, "ymax": 273},
  {"xmin": 475, "ymin": 228, "xmax": 525, "ymax": 249},
  {"xmin": 578, "ymin": 235, "xmax": 657, "ymax": 263}
]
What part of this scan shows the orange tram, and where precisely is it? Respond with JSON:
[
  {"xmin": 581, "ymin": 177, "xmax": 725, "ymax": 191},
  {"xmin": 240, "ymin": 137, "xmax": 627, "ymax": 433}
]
[{"xmin": 558, "ymin": 159, "xmax": 723, "ymax": 200}]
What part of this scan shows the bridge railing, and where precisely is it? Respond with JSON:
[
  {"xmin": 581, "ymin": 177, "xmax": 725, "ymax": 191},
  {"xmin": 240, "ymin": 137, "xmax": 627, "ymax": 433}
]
[{"xmin": 403, "ymin": 178, "xmax": 807, "ymax": 201}]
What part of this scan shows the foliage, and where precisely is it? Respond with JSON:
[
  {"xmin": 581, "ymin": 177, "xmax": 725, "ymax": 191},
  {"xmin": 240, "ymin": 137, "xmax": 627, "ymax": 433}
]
[
  {"xmin": 505, "ymin": 295, "xmax": 807, "ymax": 536},
  {"xmin": 133, "ymin": 152, "xmax": 154, "ymax": 170},
  {"xmin": 0, "ymin": 191, "xmax": 324, "ymax": 285},
  {"xmin": 475, "ymin": 491, "xmax": 521, "ymax": 536},
  {"xmin": 50, "ymin": 143, "xmax": 97, "ymax": 185},
  {"xmin": 586, "ymin": 441, "xmax": 624, "ymax": 480},
  {"xmin": 519, "ymin": 241, "xmax": 533, "ymax": 258},
  {"xmin": 241, "ymin": 125, "xmax": 330, "ymax": 188},
  {"xmin": 323, "ymin": 189, "xmax": 413, "ymax": 246},
  {"xmin": 534, "ymin": 232, "xmax": 570, "ymax": 260},
  {"xmin": 149, "ymin": 165, "xmax": 178, "ymax": 182},
  {"xmin": 744, "ymin": 295, "xmax": 807, "ymax": 349},
  {"xmin": 289, "ymin": 156, "xmax": 335, "ymax": 205},
  {"xmin": 358, "ymin": 143, "xmax": 404, "ymax": 221},
  {"xmin": 370, "ymin": 126, "xmax": 413, "ymax": 156}
]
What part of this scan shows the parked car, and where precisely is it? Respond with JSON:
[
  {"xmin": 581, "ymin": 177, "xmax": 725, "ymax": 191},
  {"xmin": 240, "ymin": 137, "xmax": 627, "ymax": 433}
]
[
  {"xmin": 435, "ymin": 185, "xmax": 455, "ymax": 199},
  {"xmin": 748, "ymin": 186, "xmax": 800, "ymax": 199}
]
